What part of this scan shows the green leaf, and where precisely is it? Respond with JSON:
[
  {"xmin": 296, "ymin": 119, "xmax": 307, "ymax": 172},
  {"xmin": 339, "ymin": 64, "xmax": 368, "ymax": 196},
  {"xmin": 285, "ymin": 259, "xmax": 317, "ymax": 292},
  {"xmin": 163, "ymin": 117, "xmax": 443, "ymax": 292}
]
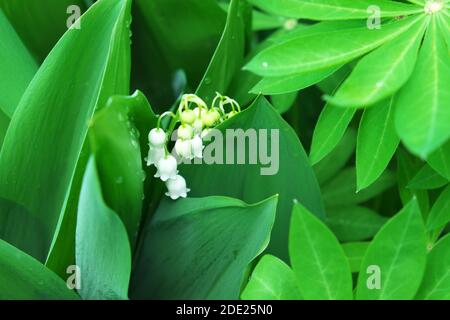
[
  {"xmin": 408, "ymin": 164, "xmax": 448, "ymax": 190},
  {"xmin": 426, "ymin": 185, "xmax": 450, "ymax": 231},
  {"xmin": 0, "ymin": 238, "xmax": 79, "ymax": 299},
  {"xmin": 395, "ymin": 16, "xmax": 450, "ymax": 157},
  {"xmin": 322, "ymin": 168, "xmax": 396, "ymax": 208},
  {"xmin": 0, "ymin": 0, "xmax": 88, "ymax": 62},
  {"xmin": 326, "ymin": 18, "xmax": 427, "ymax": 107},
  {"xmin": 326, "ymin": 206, "xmax": 388, "ymax": 242},
  {"xmin": 356, "ymin": 199, "xmax": 427, "ymax": 300},
  {"xmin": 248, "ymin": 0, "xmax": 422, "ymax": 21},
  {"xmin": 356, "ymin": 96, "xmax": 400, "ymax": 191},
  {"xmin": 241, "ymin": 254, "xmax": 302, "ymax": 300},
  {"xmin": 0, "ymin": 9, "xmax": 37, "ymax": 118},
  {"xmin": 271, "ymin": 92, "xmax": 297, "ymax": 114},
  {"xmin": 181, "ymin": 96, "xmax": 325, "ymax": 260},
  {"xmin": 76, "ymin": 157, "xmax": 131, "ymax": 300},
  {"xmin": 130, "ymin": 195, "xmax": 278, "ymax": 299},
  {"xmin": 0, "ymin": 0, "xmax": 132, "ymax": 261},
  {"xmin": 416, "ymin": 234, "xmax": 450, "ymax": 300},
  {"xmin": 342, "ymin": 242, "xmax": 369, "ymax": 273},
  {"xmin": 196, "ymin": 0, "xmax": 248, "ymax": 104},
  {"xmin": 245, "ymin": 15, "xmax": 424, "ymax": 76},
  {"xmin": 310, "ymin": 104, "xmax": 355, "ymax": 165},
  {"xmin": 427, "ymin": 140, "xmax": 450, "ymax": 180},
  {"xmin": 397, "ymin": 148, "xmax": 430, "ymax": 214},
  {"xmin": 313, "ymin": 128, "xmax": 356, "ymax": 185},
  {"xmin": 252, "ymin": 10, "xmax": 288, "ymax": 31},
  {"xmin": 289, "ymin": 202, "xmax": 353, "ymax": 300},
  {"xmin": 251, "ymin": 64, "xmax": 342, "ymax": 95}
]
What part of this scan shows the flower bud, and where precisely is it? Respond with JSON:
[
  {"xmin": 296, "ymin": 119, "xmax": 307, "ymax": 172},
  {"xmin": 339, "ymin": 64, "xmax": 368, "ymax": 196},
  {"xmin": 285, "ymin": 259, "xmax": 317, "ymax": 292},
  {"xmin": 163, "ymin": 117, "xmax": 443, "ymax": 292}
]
[
  {"xmin": 180, "ymin": 109, "xmax": 196, "ymax": 124},
  {"xmin": 148, "ymin": 128, "xmax": 166, "ymax": 147},
  {"xmin": 175, "ymin": 139, "xmax": 193, "ymax": 160},
  {"xmin": 165, "ymin": 175, "xmax": 190, "ymax": 200},
  {"xmin": 154, "ymin": 155, "xmax": 178, "ymax": 181},
  {"xmin": 177, "ymin": 124, "xmax": 193, "ymax": 140},
  {"xmin": 191, "ymin": 135, "xmax": 204, "ymax": 159},
  {"xmin": 227, "ymin": 110, "xmax": 238, "ymax": 119},
  {"xmin": 203, "ymin": 109, "xmax": 221, "ymax": 127},
  {"xmin": 146, "ymin": 145, "xmax": 165, "ymax": 166}
]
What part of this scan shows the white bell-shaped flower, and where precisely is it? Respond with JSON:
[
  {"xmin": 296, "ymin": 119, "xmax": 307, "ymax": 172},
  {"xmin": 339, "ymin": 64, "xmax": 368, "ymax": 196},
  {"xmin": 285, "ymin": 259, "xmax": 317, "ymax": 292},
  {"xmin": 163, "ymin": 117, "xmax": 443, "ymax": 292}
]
[
  {"xmin": 177, "ymin": 124, "xmax": 193, "ymax": 140},
  {"xmin": 148, "ymin": 128, "xmax": 166, "ymax": 147},
  {"xmin": 146, "ymin": 145, "xmax": 165, "ymax": 166},
  {"xmin": 154, "ymin": 155, "xmax": 178, "ymax": 181},
  {"xmin": 191, "ymin": 135, "xmax": 204, "ymax": 159},
  {"xmin": 175, "ymin": 139, "xmax": 194, "ymax": 160},
  {"xmin": 193, "ymin": 118, "xmax": 204, "ymax": 134},
  {"xmin": 165, "ymin": 175, "xmax": 190, "ymax": 200}
]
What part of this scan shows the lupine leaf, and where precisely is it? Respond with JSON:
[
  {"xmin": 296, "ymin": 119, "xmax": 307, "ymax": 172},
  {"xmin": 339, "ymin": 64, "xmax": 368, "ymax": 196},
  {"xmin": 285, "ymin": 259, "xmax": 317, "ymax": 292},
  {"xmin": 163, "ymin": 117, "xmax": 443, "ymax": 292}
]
[
  {"xmin": 395, "ymin": 16, "xmax": 450, "ymax": 157},
  {"xmin": 241, "ymin": 255, "xmax": 302, "ymax": 300},
  {"xmin": 356, "ymin": 199, "xmax": 427, "ymax": 300},
  {"xmin": 289, "ymin": 202, "xmax": 353, "ymax": 300},
  {"xmin": 356, "ymin": 96, "xmax": 400, "ymax": 191}
]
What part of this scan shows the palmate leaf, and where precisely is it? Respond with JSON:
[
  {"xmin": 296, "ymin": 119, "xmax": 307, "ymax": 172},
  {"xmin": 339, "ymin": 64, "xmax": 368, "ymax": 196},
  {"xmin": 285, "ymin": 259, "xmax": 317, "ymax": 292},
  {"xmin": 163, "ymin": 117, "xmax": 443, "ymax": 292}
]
[
  {"xmin": 0, "ymin": 0, "xmax": 88, "ymax": 62},
  {"xmin": 289, "ymin": 202, "xmax": 353, "ymax": 300},
  {"xmin": 0, "ymin": 0, "xmax": 132, "ymax": 261},
  {"xmin": 181, "ymin": 96, "xmax": 325, "ymax": 260},
  {"xmin": 416, "ymin": 234, "xmax": 450, "ymax": 300},
  {"xmin": 0, "ymin": 238, "xmax": 78, "ymax": 299},
  {"xmin": 245, "ymin": 15, "xmax": 424, "ymax": 77},
  {"xmin": 241, "ymin": 254, "xmax": 302, "ymax": 300},
  {"xmin": 248, "ymin": 0, "xmax": 422, "ymax": 21},
  {"xmin": 130, "ymin": 195, "xmax": 278, "ymax": 299},
  {"xmin": 196, "ymin": 0, "xmax": 248, "ymax": 104},
  {"xmin": 395, "ymin": 16, "xmax": 450, "ymax": 158},
  {"xmin": 326, "ymin": 17, "xmax": 427, "ymax": 108},
  {"xmin": 76, "ymin": 157, "xmax": 131, "ymax": 300},
  {"xmin": 356, "ymin": 96, "xmax": 400, "ymax": 191},
  {"xmin": 356, "ymin": 199, "xmax": 427, "ymax": 300}
]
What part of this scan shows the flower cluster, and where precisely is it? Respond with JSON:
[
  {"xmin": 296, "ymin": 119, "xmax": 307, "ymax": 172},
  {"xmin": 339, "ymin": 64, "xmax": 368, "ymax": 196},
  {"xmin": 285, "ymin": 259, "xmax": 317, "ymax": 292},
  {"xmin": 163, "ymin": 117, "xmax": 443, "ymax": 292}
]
[{"xmin": 146, "ymin": 93, "xmax": 241, "ymax": 200}]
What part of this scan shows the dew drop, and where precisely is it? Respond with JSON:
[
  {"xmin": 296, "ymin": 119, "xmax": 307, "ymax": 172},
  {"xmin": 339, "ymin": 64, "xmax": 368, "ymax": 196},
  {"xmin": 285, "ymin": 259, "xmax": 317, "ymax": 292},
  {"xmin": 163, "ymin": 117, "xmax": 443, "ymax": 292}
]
[{"xmin": 262, "ymin": 62, "xmax": 269, "ymax": 68}]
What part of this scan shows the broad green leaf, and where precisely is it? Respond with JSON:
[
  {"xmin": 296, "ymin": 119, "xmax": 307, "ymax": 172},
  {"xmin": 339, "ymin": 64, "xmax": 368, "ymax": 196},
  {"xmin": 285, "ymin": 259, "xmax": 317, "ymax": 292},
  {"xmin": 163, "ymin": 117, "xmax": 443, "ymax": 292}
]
[
  {"xmin": 309, "ymin": 104, "xmax": 355, "ymax": 165},
  {"xmin": 397, "ymin": 148, "xmax": 430, "ymax": 215},
  {"xmin": 356, "ymin": 199, "xmax": 427, "ymax": 300},
  {"xmin": 342, "ymin": 242, "xmax": 369, "ymax": 273},
  {"xmin": 251, "ymin": 65, "xmax": 342, "ymax": 95},
  {"xmin": 395, "ymin": 16, "xmax": 450, "ymax": 157},
  {"xmin": 245, "ymin": 15, "xmax": 424, "ymax": 76},
  {"xmin": 271, "ymin": 92, "xmax": 298, "ymax": 114},
  {"xmin": 76, "ymin": 157, "xmax": 131, "ymax": 300},
  {"xmin": 327, "ymin": 18, "xmax": 427, "ymax": 107},
  {"xmin": 0, "ymin": 238, "xmax": 78, "ymax": 299},
  {"xmin": 289, "ymin": 202, "xmax": 353, "ymax": 300},
  {"xmin": 437, "ymin": 12, "xmax": 450, "ymax": 49},
  {"xmin": 408, "ymin": 164, "xmax": 448, "ymax": 190},
  {"xmin": 89, "ymin": 94, "xmax": 145, "ymax": 247},
  {"xmin": 130, "ymin": 195, "xmax": 278, "ymax": 299},
  {"xmin": 416, "ymin": 234, "xmax": 450, "ymax": 299},
  {"xmin": 427, "ymin": 140, "xmax": 450, "ymax": 180},
  {"xmin": 252, "ymin": 10, "xmax": 288, "ymax": 31},
  {"xmin": 248, "ymin": 0, "xmax": 422, "ymax": 21},
  {"xmin": 356, "ymin": 96, "xmax": 400, "ymax": 191},
  {"xmin": 181, "ymin": 96, "xmax": 325, "ymax": 260},
  {"xmin": 0, "ymin": 9, "xmax": 37, "ymax": 118},
  {"xmin": 196, "ymin": 0, "xmax": 248, "ymax": 104},
  {"xmin": 326, "ymin": 206, "xmax": 388, "ymax": 242},
  {"xmin": 313, "ymin": 128, "xmax": 356, "ymax": 185},
  {"xmin": 0, "ymin": 0, "xmax": 88, "ymax": 62},
  {"xmin": 241, "ymin": 254, "xmax": 302, "ymax": 300},
  {"xmin": 322, "ymin": 168, "xmax": 396, "ymax": 208},
  {"xmin": 0, "ymin": 0, "xmax": 132, "ymax": 261},
  {"xmin": 426, "ymin": 185, "xmax": 450, "ymax": 231}
]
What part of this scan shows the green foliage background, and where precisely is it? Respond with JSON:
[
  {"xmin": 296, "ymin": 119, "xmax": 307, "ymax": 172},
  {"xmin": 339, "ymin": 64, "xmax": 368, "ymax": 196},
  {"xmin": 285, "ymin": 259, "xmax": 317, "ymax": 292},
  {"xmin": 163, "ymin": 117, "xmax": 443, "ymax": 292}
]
[{"xmin": 0, "ymin": 0, "xmax": 449, "ymax": 300}]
